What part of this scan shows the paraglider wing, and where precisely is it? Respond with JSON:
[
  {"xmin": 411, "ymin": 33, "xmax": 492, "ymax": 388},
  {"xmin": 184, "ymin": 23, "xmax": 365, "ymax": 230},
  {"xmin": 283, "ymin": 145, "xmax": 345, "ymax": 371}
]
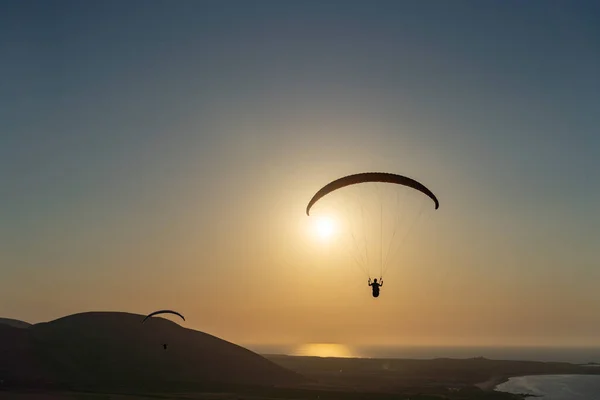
[
  {"xmin": 142, "ymin": 310, "xmax": 185, "ymax": 323},
  {"xmin": 306, "ymin": 172, "xmax": 439, "ymax": 216}
]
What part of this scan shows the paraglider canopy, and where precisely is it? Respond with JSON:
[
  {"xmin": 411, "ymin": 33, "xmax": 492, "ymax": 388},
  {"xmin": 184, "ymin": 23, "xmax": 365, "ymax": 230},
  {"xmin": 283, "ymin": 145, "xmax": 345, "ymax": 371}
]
[
  {"xmin": 142, "ymin": 310, "xmax": 185, "ymax": 323},
  {"xmin": 306, "ymin": 172, "xmax": 439, "ymax": 216},
  {"xmin": 142, "ymin": 310, "xmax": 185, "ymax": 351},
  {"xmin": 305, "ymin": 172, "xmax": 439, "ymax": 280}
]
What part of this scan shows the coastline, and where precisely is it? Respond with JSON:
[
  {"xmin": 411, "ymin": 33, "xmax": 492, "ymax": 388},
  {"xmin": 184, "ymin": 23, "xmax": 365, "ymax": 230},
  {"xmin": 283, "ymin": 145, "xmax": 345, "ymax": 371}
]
[
  {"xmin": 266, "ymin": 355, "xmax": 600, "ymax": 399},
  {"xmin": 475, "ymin": 374, "xmax": 512, "ymax": 391},
  {"xmin": 488, "ymin": 373, "xmax": 600, "ymax": 400},
  {"xmin": 477, "ymin": 375, "xmax": 540, "ymax": 399}
]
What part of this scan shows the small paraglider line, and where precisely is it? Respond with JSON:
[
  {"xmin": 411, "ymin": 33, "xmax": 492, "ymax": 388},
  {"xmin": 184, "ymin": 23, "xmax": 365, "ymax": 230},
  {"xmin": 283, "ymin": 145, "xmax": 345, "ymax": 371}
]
[
  {"xmin": 358, "ymin": 185, "xmax": 371, "ymax": 277},
  {"xmin": 382, "ymin": 198, "xmax": 428, "ymax": 277},
  {"xmin": 379, "ymin": 191, "xmax": 384, "ymax": 280},
  {"xmin": 382, "ymin": 188, "xmax": 409, "ymax": 273},
  {"xmin": 333, "ymin": 193, "xmax": 370, "ymax": 277},
  {"xmin": 347, "ymin": 191, "xmax": 371, "ymax": 276},
  {"xmin": 342, "ymin": 185, "xmax": 371, "ymax": 277}
]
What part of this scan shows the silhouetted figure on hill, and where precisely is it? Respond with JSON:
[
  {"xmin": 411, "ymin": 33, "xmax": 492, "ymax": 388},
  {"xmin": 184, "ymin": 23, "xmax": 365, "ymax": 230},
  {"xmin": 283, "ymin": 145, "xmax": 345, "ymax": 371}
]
[{"xmin": 368, "ymin": 278, "xmax": 382, "ymax": 298}]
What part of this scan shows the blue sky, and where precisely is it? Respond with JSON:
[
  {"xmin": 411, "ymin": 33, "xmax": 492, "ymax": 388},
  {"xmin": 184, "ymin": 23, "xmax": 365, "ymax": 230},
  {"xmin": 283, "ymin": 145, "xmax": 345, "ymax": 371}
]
[{"xmin": 1, "ymin": 0, "xmax": 599, "ymax": 346}]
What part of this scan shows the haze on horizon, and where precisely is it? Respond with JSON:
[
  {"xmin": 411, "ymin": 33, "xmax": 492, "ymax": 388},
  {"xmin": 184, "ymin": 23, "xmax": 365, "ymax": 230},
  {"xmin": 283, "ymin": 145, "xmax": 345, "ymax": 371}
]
[{"xmin": 1, "ymin": 1, "xmax": 599, "ymax": 351}]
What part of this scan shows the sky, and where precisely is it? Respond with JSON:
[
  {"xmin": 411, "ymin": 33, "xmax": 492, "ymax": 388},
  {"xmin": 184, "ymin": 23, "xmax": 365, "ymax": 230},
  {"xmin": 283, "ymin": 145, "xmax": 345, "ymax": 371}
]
[{"xmin": 1, "ymin": 0, "xmax": 600, "ymax": 350}]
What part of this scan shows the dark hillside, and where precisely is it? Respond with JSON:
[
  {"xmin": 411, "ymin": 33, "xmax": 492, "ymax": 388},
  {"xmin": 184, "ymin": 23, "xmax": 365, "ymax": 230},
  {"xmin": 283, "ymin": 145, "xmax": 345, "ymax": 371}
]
[
  {"xmin": 0, "ymin": 312, "xmax": 307, "ymax": 391},
  {"xmin": 0, "ymin": 318, "xmax": 31, "ymax": 329}
]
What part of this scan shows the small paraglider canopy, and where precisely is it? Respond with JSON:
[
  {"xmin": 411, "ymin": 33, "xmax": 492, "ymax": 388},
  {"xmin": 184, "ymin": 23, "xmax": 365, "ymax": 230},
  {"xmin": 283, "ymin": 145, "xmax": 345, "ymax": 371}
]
[
  {"xmin": 142, "ymin": 310, "xmax": 185, "ymax": 350},
  {"xmin": 142, "ymin": 310, "xmax": 185, "ymax": 323}
]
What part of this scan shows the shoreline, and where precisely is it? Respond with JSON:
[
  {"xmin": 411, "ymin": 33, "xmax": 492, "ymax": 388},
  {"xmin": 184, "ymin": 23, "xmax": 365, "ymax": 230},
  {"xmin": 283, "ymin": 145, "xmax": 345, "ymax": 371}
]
[
  {"xmin": 475, "ymin": 374, "xmax": 512, "ymax": 391},
  {"xmin": 480, "ymin": 373, "xmax": 600, "ymax": 399},
  {"xmin": 477, "ymin": 375, "xmax": 541, "ymax": 399}
]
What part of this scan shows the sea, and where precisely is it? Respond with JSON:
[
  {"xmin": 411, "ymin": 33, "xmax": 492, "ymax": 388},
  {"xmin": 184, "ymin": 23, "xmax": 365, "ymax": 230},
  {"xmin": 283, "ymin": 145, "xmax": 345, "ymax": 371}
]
[
  {"xmin": 247, "ymin": 344, "xmax": 600, "ymax": 364},
  {"xmin": 496, "ymin": 374, "xmax": 600, "ymax": 399},
  {"xmin": 248, "ymin": 345, "xmax": 600, "ymax": 399}
]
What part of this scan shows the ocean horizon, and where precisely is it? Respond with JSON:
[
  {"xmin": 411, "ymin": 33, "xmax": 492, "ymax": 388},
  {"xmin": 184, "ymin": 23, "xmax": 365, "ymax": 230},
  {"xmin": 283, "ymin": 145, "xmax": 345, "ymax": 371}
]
[{"xmin": 247, "ymin": 344, "xmax": 600, "ymax": 364}]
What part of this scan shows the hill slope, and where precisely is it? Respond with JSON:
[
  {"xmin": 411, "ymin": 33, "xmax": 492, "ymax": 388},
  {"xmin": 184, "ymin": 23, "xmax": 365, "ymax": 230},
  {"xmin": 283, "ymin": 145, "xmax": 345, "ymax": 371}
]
[
  {"xmin": 0, "ymin": 324, "xmax": 47, "ymax": 384},
  {"xmin": 0, "ymin": 311, "xmax": 306, "ymax": 390},
  {"xmin": 0, "ymin": 318, "xmax": 31, "ymax": 329}
]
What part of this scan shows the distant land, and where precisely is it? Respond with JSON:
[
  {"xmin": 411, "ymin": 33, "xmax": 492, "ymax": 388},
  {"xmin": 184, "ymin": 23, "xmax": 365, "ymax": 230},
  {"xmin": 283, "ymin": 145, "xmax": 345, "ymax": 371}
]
[
  {"xmin": 265, "ymin": 354, "xmax": 600, "ymax": 397},
  {"xmin": 2, "ymin": 312, "xmax": 600, "ymax": 399}
]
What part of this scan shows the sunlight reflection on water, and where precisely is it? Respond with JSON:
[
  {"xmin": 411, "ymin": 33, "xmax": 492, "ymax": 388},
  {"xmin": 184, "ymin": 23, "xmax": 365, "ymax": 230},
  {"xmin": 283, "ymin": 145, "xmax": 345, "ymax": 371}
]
[{"xmin": 293, "ymin": 343, "xmax": 357, "ymax": 358}]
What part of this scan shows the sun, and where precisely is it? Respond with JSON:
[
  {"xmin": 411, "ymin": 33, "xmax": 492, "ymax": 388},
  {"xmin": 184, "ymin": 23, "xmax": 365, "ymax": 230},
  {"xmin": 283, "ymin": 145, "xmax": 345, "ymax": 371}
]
[{"xmin": 314, "ymin": 216, "xmax": 336, "ymax": 240}]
